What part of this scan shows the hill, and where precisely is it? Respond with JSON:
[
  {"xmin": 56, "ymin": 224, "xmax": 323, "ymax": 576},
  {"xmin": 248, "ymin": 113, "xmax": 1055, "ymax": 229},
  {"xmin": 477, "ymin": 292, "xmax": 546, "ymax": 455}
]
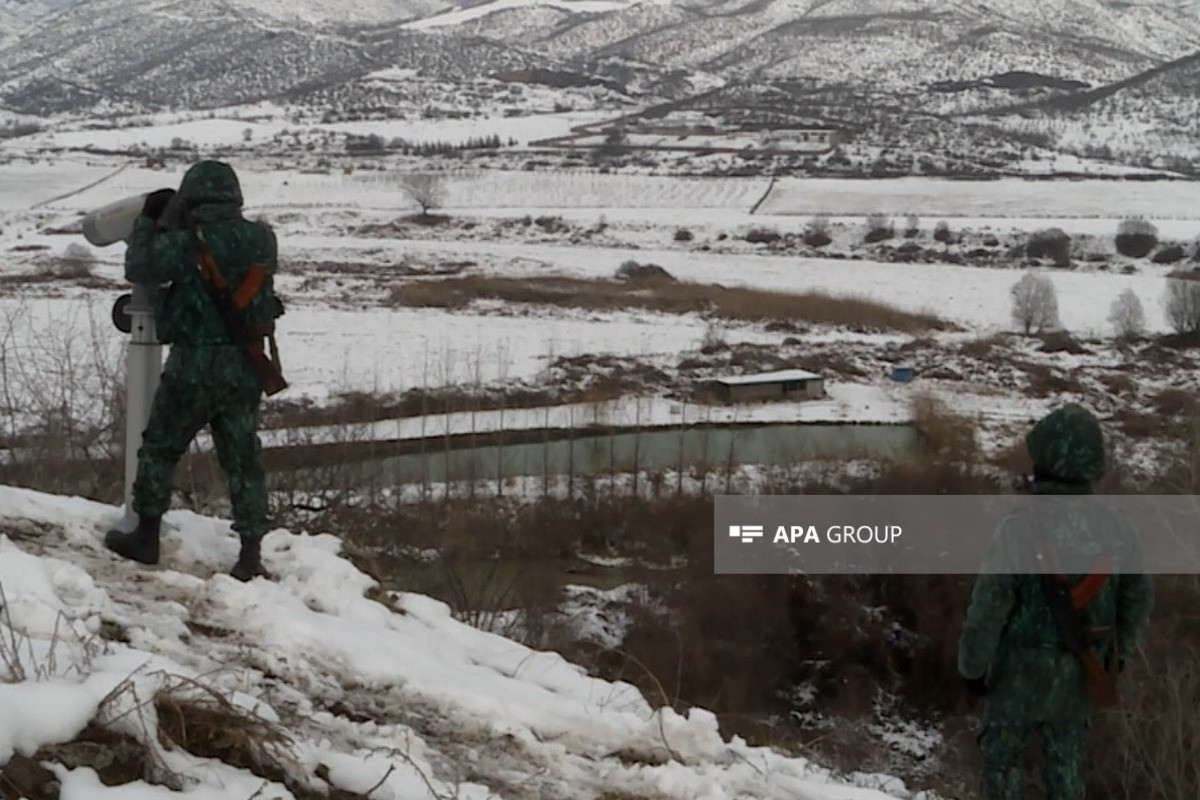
[
  {"xmin": 967, "ymin": 49, "xmax": 1200, "ymax": 172},
  {"xmin": 0, "ymin": 484, "xmax": 909, "ymax": 800},
  {"xmin": 3, "ymin": 0, "xmax": 1200, "ymax": 115}
]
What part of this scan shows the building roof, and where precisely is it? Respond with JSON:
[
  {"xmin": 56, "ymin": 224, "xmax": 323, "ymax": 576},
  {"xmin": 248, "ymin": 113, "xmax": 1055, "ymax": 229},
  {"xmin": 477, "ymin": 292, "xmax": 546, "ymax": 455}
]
[{"xmin": 711, "ymin": 369, "xmax": 822, "ymax": 386}]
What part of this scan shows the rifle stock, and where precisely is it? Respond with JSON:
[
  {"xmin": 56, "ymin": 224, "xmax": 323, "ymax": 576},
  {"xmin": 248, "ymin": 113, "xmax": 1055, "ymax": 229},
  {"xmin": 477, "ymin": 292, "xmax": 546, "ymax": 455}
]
[
  {"xmin": 1081, "ymin": 650, "xmax": 1119, "ymax": 709},
  {"xmin": 246, "ymin": 342, "xmax": 287, "ymax": 397},
  {"xmin": 191, "ymin": 230, "xmax": 286, "ymax": 397}
]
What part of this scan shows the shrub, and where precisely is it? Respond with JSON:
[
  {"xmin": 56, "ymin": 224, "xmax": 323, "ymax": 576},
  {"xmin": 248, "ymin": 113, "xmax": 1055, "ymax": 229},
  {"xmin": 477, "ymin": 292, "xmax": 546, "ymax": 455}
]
[
  {"xmin": 904, "ymin": 214, "xmax": 919, "ymax": 238},
  {"xmin": 804, "ymin": 215, "xmax": 832, "ymax": 247},
  {"xmin": 54, "ymin": 242, "xmax": 96, "ymax": 278},
  {"xmin": 700, "ymin": 322, "xmax": 726, "ymax": 353},
  {"xmin": 1026, "ymin": 228, "xmax": 1072, "ymax": 267},
  {"xmin": 1116, "ymin": 218, "xmax": 1158, "ymax": 258},
  {"xmin": 1152, "ymin": 244, "xmax": 1186, "ymax": 264},
  {"xmin": 534, "ymin": 215, "xmax": 570, "ymax": 234},
  {"xmin": 1163, "ymin": 277, "xmax": 1200, "ymax": 335},
  {"xmin": 1010, "ymin": 272, "xmax": 1060, "ymax": 334},
  {"xmin": 909, "ymin": 392, "xmax": 978, "ymax": 459},
  {"xmin": 933, "ymin": 221, "xmax": 953, "ymax": 244},
  {"xmin": 864, "ymin": 213, "xmax": 894, "ymax": 243},
  {"xmin": 1108, "ymin": 288, "xmax": 1146, "ymax": 340},
  {"xmin": 804, "ymin": 230, "xmax": 832, "ymax": 248},
  {"xmin": 615, "ymin": 260, "xmax": 676, "ymax": 283},
  {"xmin": 674, "ymin": 228, "xmax": 694, "ymax": 242},
  {"xmin": 745, "ymin": 227, "xmax": 781, "ymax": 245}
]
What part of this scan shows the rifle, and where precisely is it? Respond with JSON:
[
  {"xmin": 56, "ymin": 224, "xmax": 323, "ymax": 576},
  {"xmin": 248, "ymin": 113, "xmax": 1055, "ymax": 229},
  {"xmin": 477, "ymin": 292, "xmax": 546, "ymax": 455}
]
[
  {"xmin": 191, "ymin": 228, "xmax": 287, "ymax": 397},
  {"xmin": 1034, "ymin": 532, "xmax": 1119, "ymax": 709}
]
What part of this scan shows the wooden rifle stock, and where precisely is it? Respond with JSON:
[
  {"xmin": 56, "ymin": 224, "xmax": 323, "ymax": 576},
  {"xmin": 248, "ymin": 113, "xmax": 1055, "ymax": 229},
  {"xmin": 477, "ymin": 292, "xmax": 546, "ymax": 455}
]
[
  {"xmin": 192, "ymin": 230, "xmax": 287, "ymax": 397},
  {"xmin": 1080, "ymin": 649, "xmax": 1119, "ymax": 709},
  {"xmin": 1036, "ymin": 534, "xmax": 1121, "ymax": 710}
]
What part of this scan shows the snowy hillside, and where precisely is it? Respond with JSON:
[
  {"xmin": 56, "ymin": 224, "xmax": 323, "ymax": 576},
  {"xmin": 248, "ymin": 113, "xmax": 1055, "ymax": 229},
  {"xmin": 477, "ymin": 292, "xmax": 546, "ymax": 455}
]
[
  {"xmin": 480, "ymin": 0, "xmax": 1200, "ymax": 86},
  {"xmin": 0, "ymin": 0, "xmax": 53, "ymax": 43},
  {"xmin": 3, "ymin": 0, "xmax": 1200, "ymax": 114},
  {"xmin": 0, "ymin": 0, "xmax": 541, "ymax": 114},
  {"xmin": 973, "ymin": 50, "xmax": 1200, "ymax": 169},
  {"xmin": 0, "ymin": 484, "xmax": 916, "ymax": 800}
]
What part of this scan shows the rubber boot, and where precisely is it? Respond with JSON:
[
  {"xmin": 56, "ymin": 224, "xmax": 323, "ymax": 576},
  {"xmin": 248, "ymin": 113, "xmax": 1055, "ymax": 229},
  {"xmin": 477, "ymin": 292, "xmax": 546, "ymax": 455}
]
[
  {"xmin": 103, "ymin": 514, "xmax": 161, "ymax": 565},
  {"xmin": 230, "ymin": 537, "xmax": 270, "ymax": 582}
]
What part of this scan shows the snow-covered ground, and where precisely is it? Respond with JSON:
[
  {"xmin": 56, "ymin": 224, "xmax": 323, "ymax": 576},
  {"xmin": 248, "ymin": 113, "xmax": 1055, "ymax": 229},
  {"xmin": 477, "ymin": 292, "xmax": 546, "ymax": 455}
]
[
  {"xmin": 8, "ymin": 160, "xmax": 1200, "ymax": 221},
  {"xmin": 758, "ymin": 176, "xmax": 1200, "ymax": 220},
  {"xmin": 0, "ymin": 484, "xmax": 924, "ymax": 800},
  {"xmin": 0, "ymin": 158, "xmax": 1192, "ymax": 435},
  {"xmin": 21, "ymin": 110, "xmax": 617, "ymax": 153},
  {"xmin": 0, "ymin": 154, "xmax": 1194, "ymax": 485}
]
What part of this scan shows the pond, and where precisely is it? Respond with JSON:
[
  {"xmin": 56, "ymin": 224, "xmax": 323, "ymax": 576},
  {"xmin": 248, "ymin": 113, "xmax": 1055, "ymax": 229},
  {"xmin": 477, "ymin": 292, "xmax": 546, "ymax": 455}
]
[{"xmin": 277, "ymin": 422, "xmax": 920, "ymax": 487}]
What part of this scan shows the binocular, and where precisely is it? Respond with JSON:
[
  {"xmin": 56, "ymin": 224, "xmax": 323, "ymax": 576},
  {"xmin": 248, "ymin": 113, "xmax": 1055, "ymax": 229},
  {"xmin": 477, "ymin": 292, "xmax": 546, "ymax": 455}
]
[
  {"xmin": 81, "ymin": 191, "xmax": 183, "ymax": 334},
  {"xmin": 81, "ymin": 190, "xmax": 185, "ymax": 248}
]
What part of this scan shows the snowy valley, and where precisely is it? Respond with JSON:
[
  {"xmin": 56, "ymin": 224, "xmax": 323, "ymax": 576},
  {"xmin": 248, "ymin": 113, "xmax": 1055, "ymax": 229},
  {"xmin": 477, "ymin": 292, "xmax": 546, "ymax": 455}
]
[{"xmin": 1, "ymin": 0, "xmax": 1200, "ymax": 798}]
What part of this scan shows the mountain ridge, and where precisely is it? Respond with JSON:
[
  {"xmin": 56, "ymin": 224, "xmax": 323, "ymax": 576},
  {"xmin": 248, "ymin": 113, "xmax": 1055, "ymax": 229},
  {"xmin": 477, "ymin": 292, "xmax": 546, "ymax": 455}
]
[{"xmin": 2, "ymin": 0, "xmax": 1199, "ymax": 132}]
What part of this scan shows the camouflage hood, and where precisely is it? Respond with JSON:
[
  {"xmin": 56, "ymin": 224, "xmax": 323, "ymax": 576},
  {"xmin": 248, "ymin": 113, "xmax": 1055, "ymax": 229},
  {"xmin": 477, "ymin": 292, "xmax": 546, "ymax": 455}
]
[
  {"xmin": 1025, "ymin": 404, "xmax": 1106, "ymax": 485},
  {"xmin": 178, "ymin": 160, "xmax": 244, "ymax": 210}
]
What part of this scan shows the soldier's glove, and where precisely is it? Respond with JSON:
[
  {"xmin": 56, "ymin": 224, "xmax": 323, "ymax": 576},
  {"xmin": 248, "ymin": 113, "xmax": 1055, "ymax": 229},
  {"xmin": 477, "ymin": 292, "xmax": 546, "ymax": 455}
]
[
  {"xmin": 141, "ymin": 189, "xmax": 176, "ymax": 221},
  {"xmin": 964, "ymin": 676, "xmax": 988, "ymax": 698}
]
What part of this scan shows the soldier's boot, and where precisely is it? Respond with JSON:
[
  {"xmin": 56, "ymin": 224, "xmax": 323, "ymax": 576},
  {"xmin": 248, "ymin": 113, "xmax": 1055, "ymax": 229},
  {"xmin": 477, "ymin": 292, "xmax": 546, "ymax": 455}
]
[
  {"xmin": 230, "ymin": 537, "xmax": 270, "ymax": 582},
  {"xmin": 103, "ymin": 514, "xmax": 162, "ymax": 565}
]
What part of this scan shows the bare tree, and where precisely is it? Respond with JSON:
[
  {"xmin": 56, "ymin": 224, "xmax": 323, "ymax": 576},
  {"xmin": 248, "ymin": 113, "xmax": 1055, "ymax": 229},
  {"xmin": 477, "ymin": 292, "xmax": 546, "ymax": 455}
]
[
  {"xmin": 1163, "ymin": 277, "xmax": 1200, "ymax": 335},
  {"xmin": 398, "ymin": 173, "xmax": 448, "ymax": 217},
  {"xmin": 1108, "ymin": 288, "xmax": 1146, "ymax": 340},
  {"xmin": 1010, "ymin": 272, "xmax": 1060, "ymax": 335}
]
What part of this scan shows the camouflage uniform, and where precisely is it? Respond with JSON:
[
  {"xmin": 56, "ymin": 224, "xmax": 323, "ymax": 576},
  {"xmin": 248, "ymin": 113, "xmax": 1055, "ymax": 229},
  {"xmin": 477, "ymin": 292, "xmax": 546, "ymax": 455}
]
[
  {"xmin": 105, "ymin": 160, "xmax": 281, "ymax": 580},
  {"xmin": 958, "ymin": 405, "xmax": 1153, "ymax": 800}
]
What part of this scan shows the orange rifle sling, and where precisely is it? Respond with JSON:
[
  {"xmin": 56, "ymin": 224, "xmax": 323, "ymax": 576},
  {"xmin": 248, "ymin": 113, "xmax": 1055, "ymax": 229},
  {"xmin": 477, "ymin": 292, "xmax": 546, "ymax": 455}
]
[
  {"xmin": 1070, "ymin": 559, "xmax": 1112, "ymax": 609},
  {"xmin": 232, "ymin": 263, "xmax": 267, "ymax": 311}
]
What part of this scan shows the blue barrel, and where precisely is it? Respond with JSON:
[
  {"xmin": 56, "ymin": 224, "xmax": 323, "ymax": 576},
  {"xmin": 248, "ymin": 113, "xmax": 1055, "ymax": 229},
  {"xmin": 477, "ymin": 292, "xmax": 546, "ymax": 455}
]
[{"xmin": 891, "ymin": 366, "xmax": 915, "ymax": 383}]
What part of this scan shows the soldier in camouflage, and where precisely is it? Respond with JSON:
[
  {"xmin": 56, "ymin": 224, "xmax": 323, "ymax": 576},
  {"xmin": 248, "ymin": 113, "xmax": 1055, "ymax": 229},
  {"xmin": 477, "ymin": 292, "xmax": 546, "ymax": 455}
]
[
  {"xmin": 958, "ymin": 404, "xmax": 1153, "ymax": 800},
  {"xmin": 104, "ymin": 160, "xmax": 282, "ymax": 581}
]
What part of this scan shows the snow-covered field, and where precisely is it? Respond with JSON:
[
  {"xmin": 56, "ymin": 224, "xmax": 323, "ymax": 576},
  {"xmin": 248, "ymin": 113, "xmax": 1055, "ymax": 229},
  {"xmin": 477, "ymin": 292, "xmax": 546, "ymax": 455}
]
[
  {"xmin": 758, "ymin": 176, "xmax": 1200, "ymax": 220},
  {"xmin": 0, "ymin": 485, "xmax": 921, "ymax": 799},
  {"xmin": 23, "ymin": 110, "xmax": 616, "ymax": 152},
  {"xmin": 0, "ymin": 156, "xmax": 1196, "ymax": 457}
]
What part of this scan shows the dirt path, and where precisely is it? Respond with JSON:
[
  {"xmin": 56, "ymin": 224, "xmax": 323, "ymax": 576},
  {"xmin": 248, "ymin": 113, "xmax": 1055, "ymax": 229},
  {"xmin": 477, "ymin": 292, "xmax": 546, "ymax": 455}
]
[{"xmin": 30, "ymin": 162, "xmax": 131, "ymax": 210}]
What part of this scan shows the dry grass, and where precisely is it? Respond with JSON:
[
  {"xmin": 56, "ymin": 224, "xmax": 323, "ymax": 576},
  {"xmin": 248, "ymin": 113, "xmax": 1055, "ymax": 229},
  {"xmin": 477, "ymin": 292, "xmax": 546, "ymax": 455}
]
[
  {"xmin": 957, "ymin": 333, "xmax": 1010, "ymax": 360},
  {"xmin": 990, "ymin": 440, "xmax": 1033, "ymax": 475},
  {"xmin": 1153, "ymin": 387, "xmax": 1198, "ymax": 417},
  {"xmin": 387, "ymin": 275, "xmax": 954, "ymax": 334},
  {"xmin": 1014, "ymin": 360, "xmax": 1088, "ymax": 398},
  {"xmin": 1089, "ymin": 576, "xmax": 1200, "ymax": 799},
  {"xmin": 909, "ymin": 392, "xmax": 979, "ymax": 461},
  {"xmin": 151, "ymin": 677, "xmax": 373, "ymax": 800},
  {"xmin": 154, "ymin": 678, "xmax": 296, "ymax": 782}
]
